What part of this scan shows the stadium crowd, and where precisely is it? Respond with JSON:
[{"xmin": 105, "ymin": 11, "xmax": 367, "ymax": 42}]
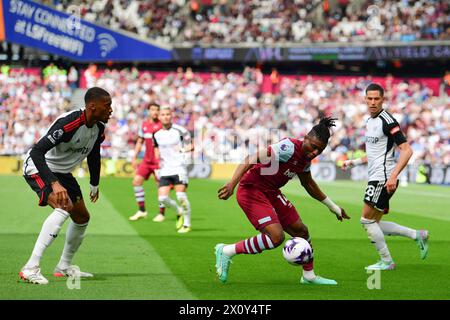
[
  {"xmin": 1, "ymin": 65, "xmax": 449, "ymax": 167},
  {"xmin": 42, "ymin": 0, "xmax": 450, "ymax": 43},
  {"xmin": 0, "ymin": 66, "xmax": 72, "ymax": 156}
]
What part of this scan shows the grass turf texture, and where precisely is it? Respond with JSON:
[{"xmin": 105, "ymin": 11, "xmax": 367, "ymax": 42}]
[{"xmin": 1, "ymin": 175, "xmax": 449, "ymax": 300}]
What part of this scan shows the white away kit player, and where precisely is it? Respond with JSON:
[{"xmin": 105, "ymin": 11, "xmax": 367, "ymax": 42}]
[
  {"xmin": 20, "ymin": 87, "xmax": 112, "ymax": 284},
  {"xmin": 153, "ymin": 106, "xmax": 194, "ymax": 234}
]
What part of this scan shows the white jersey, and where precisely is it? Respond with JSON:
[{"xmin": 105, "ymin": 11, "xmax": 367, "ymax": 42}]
[
  {"xmin": 365, "ymin": 110, "xmax": 407, "ymax": 181},
  {"xmin": 153, "ymin": 124, "xmax": 191, "ymax": 177},
  {"xmin": 23, "ymin": 109, "xmax": 104, "ymax": 186}
]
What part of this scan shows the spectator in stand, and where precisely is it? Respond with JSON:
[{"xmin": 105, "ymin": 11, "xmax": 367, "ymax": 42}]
[{"xmin": 45, "ymin": 0, "xmax": 449, "ymax": 43}]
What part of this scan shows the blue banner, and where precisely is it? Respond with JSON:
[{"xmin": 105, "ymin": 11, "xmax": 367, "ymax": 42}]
[{"xmin": 2, "ymin": 0, "xmax": 172, "ymax": 62}]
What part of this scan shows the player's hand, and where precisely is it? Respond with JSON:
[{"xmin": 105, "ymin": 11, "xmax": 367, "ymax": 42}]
[
  {"xmin": 90, "ymin": 185, "xmax": 99, "ymax": 203},
  {"xmin": 341, "ymin": 160, "xmax": 354, "ymax": 171},
  {"xmin": 335, "ymin": 207, "xmax": 351, "ymax": 221},
  {"xmin": 385, "ymin": 176, "xmax": 397, "ymax": 194},
  {"xmin": 218, "ymin": 183, "xmax": 234, "ymax": 200},
  {"xmin": 51, "ymin": 181, "xmax": 70, "ymax": 210}
]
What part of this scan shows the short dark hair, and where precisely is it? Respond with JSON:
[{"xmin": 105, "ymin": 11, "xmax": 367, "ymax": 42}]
[
  {"xmin": 84, "ymin": 87, "xmax": 110, "ymax": 104},
  {"xmin": 148, "ymin": 102, "xmax": 160, "ymax": 109},
  {"xmin": 308, "ymin": 117, "xmax": 337, "ymax": 143},
  {"xmin": 365, "ymin": 83, "xmax": 384, "ymax": 97}
]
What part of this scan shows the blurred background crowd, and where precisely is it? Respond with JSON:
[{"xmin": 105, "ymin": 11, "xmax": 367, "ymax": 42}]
[
  {"xmin": 1, "ymin": 65, "xmax": 449, "ymax": 166},
  {"xmin": 40, "ymin": 0, "xmax": 450, "ymax": 44}
]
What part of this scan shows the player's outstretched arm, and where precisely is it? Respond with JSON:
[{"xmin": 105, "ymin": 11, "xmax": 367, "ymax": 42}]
[
  {"xmin": 218, "ymin": 149, "xmax": 270, "ymax": 200},
  {"xmin": 298, "ymin": 171, "xmax": 350, "ymax": 222},
  {"xmin": 341, "ymin": 156, "xmax": 367, "ymax": 171}
]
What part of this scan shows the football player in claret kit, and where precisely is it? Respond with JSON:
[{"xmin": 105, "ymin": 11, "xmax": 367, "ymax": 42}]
[
  {"xmin": 153, "ymin": 106, "xmax": 194, "ymax": 233},
  {"xmin": 129, "ymin": 102, "xmax": 166, "ymax": 222},
  {"xmin": 342, "ymin": 83, "xmax": 429, "ymax": 271},
  {"xmin": 20, "ymin": 87, "xmax": 112, "ymax": 284},
  {"xmin": 216, "ymin": 117, "xmax": 350, "ymax": 285}
]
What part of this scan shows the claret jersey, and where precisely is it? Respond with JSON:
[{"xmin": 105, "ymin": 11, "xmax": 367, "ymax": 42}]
[
  {"xmin": 138, "ymin": 120, "xmax": 162, "ymax": 164},
  {"xmin": 240, "ymin": 138, "xmax": 311, "ymax": 190}
]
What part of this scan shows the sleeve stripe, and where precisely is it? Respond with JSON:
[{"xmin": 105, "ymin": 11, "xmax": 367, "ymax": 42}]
[
  {"xmin": 63, "ymin": 112, "xmax": 86, "ymax": 132},
  {"xmin": 380, "ymin": 111, "xmax": 394, "ymax": 124},
  {"xmin": 31, "ymin": 174, "xmax": 45, "ymax": 189}
]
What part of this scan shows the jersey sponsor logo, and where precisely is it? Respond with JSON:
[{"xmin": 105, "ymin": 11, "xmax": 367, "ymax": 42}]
[
  {"xmin": 284, "ymin": 168, "xmax": 296, "ymax": 179},
  {"xmin": 366, "ymin": 136, "xmax": 379, "ymax": 144},
  {"xmin": 47, "ymin": 135, "xmax": 56, "ymax": 144},
  {"xmin": 390, "ymin": 126, "xmax": 400, "ymax": 135},
  {"xmin": 143, "ymin": 133, "xmax": 153, "ymax": 139},
  {"xmin": 68, "ymin": 146, "xmax": 90, "ymax": 155},
  {"xmin": 52, "ymin": 129, "xmax": 64, "ymax": 140}
]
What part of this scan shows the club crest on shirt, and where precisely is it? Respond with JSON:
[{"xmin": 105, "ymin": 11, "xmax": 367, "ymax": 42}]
[{"xmin": 280, "ymin": 144, "xmax": 287, "ymax": 151}]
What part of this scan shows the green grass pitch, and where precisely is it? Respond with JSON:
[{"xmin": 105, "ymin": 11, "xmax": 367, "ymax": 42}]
[{"xmin": 1, "ymin": 175, "xmax": 449, "ymax": 300}]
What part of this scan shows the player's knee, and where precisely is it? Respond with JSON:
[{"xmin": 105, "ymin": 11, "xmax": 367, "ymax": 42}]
[
  {"xmin": 158, "ymin": 195, "xmax": 169, "ymax": 205},
  {"xmin": 268, "ymin": 231, "xmax": 285, "ymax": 248},
  {"xmin": 176, "ymin": 192, "xmax": 189, "ymax": 205},
  {"xmin": 132, "ymin": 176, "xmax": 143, "ymax": 187},
  {"xmin": 72, "ymin": 212, "xmax": 90, "ymax": 224},
  {"xmin": 63, "ymin": 202, "xmax": 74, "ymax": 212}
]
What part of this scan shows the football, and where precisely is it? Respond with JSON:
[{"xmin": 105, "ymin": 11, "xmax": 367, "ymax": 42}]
[{"xmin": 282, "ymin": 237, "xmax": 313, "ymax": 265}]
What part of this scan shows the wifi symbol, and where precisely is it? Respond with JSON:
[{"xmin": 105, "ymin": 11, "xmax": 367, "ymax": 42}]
[{"xmin": 97, "ymin": 33, "xmax": 117, "ymax": 57}]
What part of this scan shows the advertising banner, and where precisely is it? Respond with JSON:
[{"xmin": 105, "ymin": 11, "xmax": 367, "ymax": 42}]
[
  {"xmin": 2, "ymin": 0, "xmax": 171, "ymax": 62},
  {"xmin": 1, "ymin": 157, "xmax": 448, "ymax": 185},
  {"xmin": 174, "ymin": 44, "xmax": 450, "ymax": 62}
]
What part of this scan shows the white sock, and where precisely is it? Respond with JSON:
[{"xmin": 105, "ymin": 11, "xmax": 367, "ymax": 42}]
[
  {"xmin": 361, "ymin": 217, "xmax": 393, "ymax": 263},
  {"xmin": 57, "ymin": 221, "xmax": 89, "ymax": 269},
  {"xmin": 158, "ymin": 195, "xmax": 178, "ymax": 210},
  {"xmin": 176, "ymin": 192, "xmax": 191, "ymax": 227},
  {"xmin": 24, "ymin": 208, "xmax": 70, "ymax": 268},
  {"xmin": 223, "ymin": 244, "xmax": 236, "ymax": 257},
  {"xmin": 302, "ymin": 270, "xmax": 316, "ymax": 281},
  {"xmin": 378, "ymin": 221, "xmax": 416, "ymax": 240}
]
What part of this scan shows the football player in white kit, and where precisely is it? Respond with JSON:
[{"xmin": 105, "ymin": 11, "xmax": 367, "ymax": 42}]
[
  {"xmin": 342, "ymin": 83, "xmax": 429, "ymax": 270},
  {"xmin": 20, "ymin": 87, "xmax": 112, "ymax": 284},
  {"xmin": 153, "ymin": 106, "xmax": 194, "ymax": 233}
]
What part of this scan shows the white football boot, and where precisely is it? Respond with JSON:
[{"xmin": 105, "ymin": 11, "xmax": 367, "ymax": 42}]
[
  {"xmin": 152, "ymin": 213, "xmax": 166, "ymax": 222},
  {"xmin": 129, "ymin": 210, "xmax": 148, "ymax": 221},
  {"xmin": 19, "ymin": 266, "xmax": 49, "ymax": 285},
  {"xmin": 53, "ymin": 265, "xmax": 93, "ymax": 278}
]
